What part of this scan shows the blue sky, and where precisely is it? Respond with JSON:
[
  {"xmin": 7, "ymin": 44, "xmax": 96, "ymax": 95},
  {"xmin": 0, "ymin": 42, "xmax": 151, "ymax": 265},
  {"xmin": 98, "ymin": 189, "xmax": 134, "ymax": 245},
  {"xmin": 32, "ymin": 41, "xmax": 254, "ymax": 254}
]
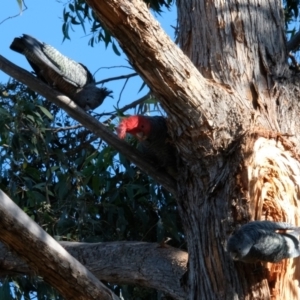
[{"xmin": 0, "ymin": 1, "xmax": 177, "ymax": 114}]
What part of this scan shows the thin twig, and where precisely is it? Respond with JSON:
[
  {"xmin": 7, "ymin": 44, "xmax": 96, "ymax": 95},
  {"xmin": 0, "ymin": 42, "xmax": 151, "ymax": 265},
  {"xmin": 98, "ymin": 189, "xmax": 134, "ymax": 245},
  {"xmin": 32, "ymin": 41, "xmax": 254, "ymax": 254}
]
[
  {"xmin": 95, "ymin": 72, "xmax": 138, "ymax": 85},
  {"xmin": 93, "ymin": 65, "xmax": 134, "ymax": 77},
  {"xmin": 99, "ymin": 92, "xmax": 151, "ymax": 124},
  {"xmin": 21, "ymin": 124, "xmax": 84, "ymax": 132},
  {"xmin": 53, "ymin": 124, "xmax": 83, "ymax": 132},
  {"xmin": 117, "ymin": 77, "xmax": 129, "ymax": 107},
  {"xmin": 287, "ymin": 30, "xmax": 300, "ymax": 53},
  {"xmin": 0, "ymin": 0, "xmax": 28, "ymax": 25}
]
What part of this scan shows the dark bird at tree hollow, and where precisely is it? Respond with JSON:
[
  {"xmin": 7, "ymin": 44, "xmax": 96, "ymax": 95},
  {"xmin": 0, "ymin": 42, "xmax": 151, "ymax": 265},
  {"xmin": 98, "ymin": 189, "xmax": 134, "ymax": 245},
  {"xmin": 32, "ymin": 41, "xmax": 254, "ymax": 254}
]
[
  {"xmin": 117, "ymin": 115, "xmax": 177, "ymax": 178},
  {"xmin": 227, "ymin": 220, "xmax": 300, "ymax": 263},
  {"xmin": 10, "ymin": 34, "xmax": 112, "ymax": 111}
]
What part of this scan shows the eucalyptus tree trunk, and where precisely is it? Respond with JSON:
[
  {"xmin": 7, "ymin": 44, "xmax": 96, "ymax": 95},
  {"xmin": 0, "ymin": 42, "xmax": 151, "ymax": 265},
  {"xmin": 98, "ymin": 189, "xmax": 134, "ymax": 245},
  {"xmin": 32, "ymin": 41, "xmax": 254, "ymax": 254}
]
[{"xmin": 175, "ymin": 1, "xmax": 300, "ymax": 299}]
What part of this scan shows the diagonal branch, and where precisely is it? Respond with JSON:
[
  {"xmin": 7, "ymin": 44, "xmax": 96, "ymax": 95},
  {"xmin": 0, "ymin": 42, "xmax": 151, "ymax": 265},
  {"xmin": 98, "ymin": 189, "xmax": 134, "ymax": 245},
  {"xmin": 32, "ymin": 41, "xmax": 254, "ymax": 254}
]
[
  {"xmin": 0, "ymin": 190, "xmax": 119, "ymax": 300},
  {"xmin": 0, "ymin": 55, "xmax": 176, "ymax": 195},
  {"xmin": 0, "ymin": 241, "xmax": 187, "ymax": 299}
]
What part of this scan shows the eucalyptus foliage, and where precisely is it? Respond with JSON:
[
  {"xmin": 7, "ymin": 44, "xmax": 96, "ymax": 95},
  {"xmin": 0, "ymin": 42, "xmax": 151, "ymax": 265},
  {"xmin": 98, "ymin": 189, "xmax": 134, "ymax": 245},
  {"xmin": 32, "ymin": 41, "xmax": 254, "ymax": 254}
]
[{"xmin": 0, "ymin": 79, "xmax": 183, "ymax": 299}]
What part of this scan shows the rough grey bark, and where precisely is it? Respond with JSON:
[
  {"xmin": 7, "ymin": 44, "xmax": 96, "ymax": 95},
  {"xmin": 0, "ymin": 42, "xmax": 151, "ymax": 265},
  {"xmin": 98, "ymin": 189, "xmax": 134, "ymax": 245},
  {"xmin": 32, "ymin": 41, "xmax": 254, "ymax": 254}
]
[
  {"xmin": 175, "ymin": 1, "xmax": 300, "ymax": 298},
  {"xmin": 0, "ymin": 241, "xmax": 187, "ymax": 299}
]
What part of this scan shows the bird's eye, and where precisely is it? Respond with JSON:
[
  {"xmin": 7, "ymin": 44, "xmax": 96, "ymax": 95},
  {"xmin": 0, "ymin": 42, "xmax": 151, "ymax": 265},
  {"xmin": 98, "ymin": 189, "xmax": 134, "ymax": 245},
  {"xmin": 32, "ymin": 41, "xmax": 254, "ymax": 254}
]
[{"xmin": 141, "ymin": 125, "xmax": 144, "ymax": 128}]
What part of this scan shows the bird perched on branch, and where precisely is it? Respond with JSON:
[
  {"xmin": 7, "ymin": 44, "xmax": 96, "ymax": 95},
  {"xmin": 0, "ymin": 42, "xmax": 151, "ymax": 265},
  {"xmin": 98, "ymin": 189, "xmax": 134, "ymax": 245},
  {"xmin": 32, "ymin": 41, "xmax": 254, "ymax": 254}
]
[
  {"xmin": 227, "ymin": 220, "xmax": 300, "ymax": 263},
  {"xmin": 117, "ymin": 115, "xmax": 177, "ymax": 178},
  {"xmin": 10, "ymin": 34, "xmax": 112, "ymax": 111}
]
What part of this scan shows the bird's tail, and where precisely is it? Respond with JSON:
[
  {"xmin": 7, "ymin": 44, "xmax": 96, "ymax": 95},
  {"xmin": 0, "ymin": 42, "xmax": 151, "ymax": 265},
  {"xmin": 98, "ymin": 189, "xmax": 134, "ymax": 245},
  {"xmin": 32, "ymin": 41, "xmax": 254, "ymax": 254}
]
[
  {"xmin": 10, "ymin": 37, "xmax": 25, "ymax": 53},
  {"xmin": 10, "ymin": 34, "xmax": 42, "ymax": 54}
]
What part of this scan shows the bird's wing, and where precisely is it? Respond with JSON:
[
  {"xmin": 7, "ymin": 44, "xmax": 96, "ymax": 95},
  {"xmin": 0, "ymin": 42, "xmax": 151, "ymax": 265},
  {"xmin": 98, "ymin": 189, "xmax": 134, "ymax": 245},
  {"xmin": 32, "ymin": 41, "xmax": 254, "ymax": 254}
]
[
  {"xmin": 251, "ymin": 232, "xmax": 284, "ymax": 262},
  {"xmin": 242, "ymin": 221, "xmax": 300, "ymax": 232},
  {"xmin": 10, "ymin": 34, "xmax": 63, "ymax": 76},
  {"xmin": 41, "ymin": 44, "xmax": 93, "ymax": 87}
]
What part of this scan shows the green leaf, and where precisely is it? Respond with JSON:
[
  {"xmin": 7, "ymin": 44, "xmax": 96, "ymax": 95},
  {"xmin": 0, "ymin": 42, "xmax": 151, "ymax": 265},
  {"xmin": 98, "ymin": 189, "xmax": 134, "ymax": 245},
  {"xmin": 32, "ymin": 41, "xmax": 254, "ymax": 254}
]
[
  {"xmin": 71, "ymin": 17, "xmax": 81, "ymax": 25},
  {"xmin": 69, "ymin": 3, "xmax": 75, "ymax": 12},
  {"xmin": 0, "ymin": 281, "xmax": 12, "ymax": 299},
  {"xmin": 138, "ymin": 81, "xmax": 147, "ymax": 93},
  {"xmin": 25, "ymin": 167, "xmax": 41, "ymax": 181},
  {"xmin": 92, "ymin": 175, "xmax": 101, "ymax": 196},
  {"xmin": 75, "ymin": 7, "xmax": 86, "ymax": 34},
  {"xmin": 37, "ymin": 105, "xmax": 53, "ymax": 120},
  {"xmin": 16, "ymin": 0, "xmax": 22, "ymax": 12},
  {"xmin": 63, "ymin": 8, "xmax": 69, "ymax": 22},
  {"xmin": 112, "ymin": 42, "xmax": 121, "ymax": 56},
  {"xmin": 62, "ymin": 22, "xmax": 71, "ymax": 40},
  {"xmin": 102, "ymin": 28, "xmax": 112, "ymax": 47},
  {"xmin": 25, "ymin": 114, "xmax": 35, "ymax": 123}
]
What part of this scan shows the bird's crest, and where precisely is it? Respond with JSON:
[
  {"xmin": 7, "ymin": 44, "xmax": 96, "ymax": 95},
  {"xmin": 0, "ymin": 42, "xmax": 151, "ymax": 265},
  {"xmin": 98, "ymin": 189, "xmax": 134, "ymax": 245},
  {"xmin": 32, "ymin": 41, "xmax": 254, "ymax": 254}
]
[{"xmin": 117, "ymin": 115, "xmax": 149, "ymax": 139}]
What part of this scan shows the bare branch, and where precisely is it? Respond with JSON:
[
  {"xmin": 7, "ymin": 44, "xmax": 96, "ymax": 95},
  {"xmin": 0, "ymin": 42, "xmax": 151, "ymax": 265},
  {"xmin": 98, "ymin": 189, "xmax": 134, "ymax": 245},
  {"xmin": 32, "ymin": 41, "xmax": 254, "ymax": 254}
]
[
  {"xmin": 99, "ymin": 92, "xmax": 151, "ymax": 120},
  {"xmin": 95, "ymin": 72, "xmax": 138, "ymax": 85},
  {"xmin": 20, "ymin": 124, "xmax": 84, "ymax": 132},
  {"xmin": 52, "ymin": 124, "xmax": 83, "ymax": 132},
  {"xmin": 0, "ymin": 0, "xmax": 28, "ymax": 25},
  {"xmin": 0, "ymin": 241, "xmax": 187, "ymax": 299},
  {"xmin": 0, "ymin": 190, "xmax": 119, "ymax": 300},
  {"xmin": 287, "ymin": 31, "xmax": 300, "ymax": 53},
  {"xmin": 0, "ymin": 55, "xmax": 177, "ymax": 195},
  {"xmin": 93, "ymin": 65, "xmax": 134, "ymax": 77},
  {"xmin": 117, "ymin": 75, "xmax": 129, "ymax": 106}
]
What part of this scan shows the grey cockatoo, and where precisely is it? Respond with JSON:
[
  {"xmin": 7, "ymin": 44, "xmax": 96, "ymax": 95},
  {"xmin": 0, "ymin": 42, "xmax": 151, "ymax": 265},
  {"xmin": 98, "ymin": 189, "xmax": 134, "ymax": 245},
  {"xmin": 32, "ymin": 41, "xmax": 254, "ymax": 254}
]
[
  {"xmin": 10, "ymin": 34, "xmax": 112, "ymax": 110},
  {"xmin": 227, "ymin": 220, "xmax": 300, "ymax": 263}
]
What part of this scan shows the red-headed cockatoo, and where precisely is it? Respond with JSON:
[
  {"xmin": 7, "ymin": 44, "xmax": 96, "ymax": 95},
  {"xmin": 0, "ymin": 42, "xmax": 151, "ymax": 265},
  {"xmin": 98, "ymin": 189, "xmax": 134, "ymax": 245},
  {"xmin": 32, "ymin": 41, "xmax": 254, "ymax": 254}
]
[{"xmin": 117, "ymin": 115, "xmax": 177, "ymax": 178}]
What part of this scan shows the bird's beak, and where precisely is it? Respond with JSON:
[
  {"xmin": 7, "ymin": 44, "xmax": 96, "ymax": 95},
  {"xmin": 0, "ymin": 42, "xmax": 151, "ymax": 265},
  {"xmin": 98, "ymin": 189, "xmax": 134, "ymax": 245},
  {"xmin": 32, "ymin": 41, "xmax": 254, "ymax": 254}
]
[
  {"xmin": 229, "ymin": 252, "xmax": 239, "ymax": 260},
  {"xmin": 136, "ymin": 132, "xmax": 146, "ymax": 141}
]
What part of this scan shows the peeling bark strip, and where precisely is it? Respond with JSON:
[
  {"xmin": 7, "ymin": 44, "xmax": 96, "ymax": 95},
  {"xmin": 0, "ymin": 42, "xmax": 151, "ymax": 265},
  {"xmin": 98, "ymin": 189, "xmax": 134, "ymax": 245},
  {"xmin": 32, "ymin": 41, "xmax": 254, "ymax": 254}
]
[
  {"xmin": 230, "ymin": 131, "xmax": 300, "ymax": 299},
  {"xmin": 0, "ymin": 56, "xmax": 176, "ymax": 195},
  {"xmin": 0, "ymin": 190, "xmax": 119, "ymax": 300}
]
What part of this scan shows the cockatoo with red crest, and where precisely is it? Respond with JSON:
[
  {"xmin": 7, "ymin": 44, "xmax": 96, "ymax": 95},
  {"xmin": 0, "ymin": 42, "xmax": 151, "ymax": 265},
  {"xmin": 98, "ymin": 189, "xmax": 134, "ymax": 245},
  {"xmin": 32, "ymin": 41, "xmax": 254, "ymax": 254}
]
[{"xmin": 117, "ymin": 115, "xmax": 177, "ymax": 178}]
